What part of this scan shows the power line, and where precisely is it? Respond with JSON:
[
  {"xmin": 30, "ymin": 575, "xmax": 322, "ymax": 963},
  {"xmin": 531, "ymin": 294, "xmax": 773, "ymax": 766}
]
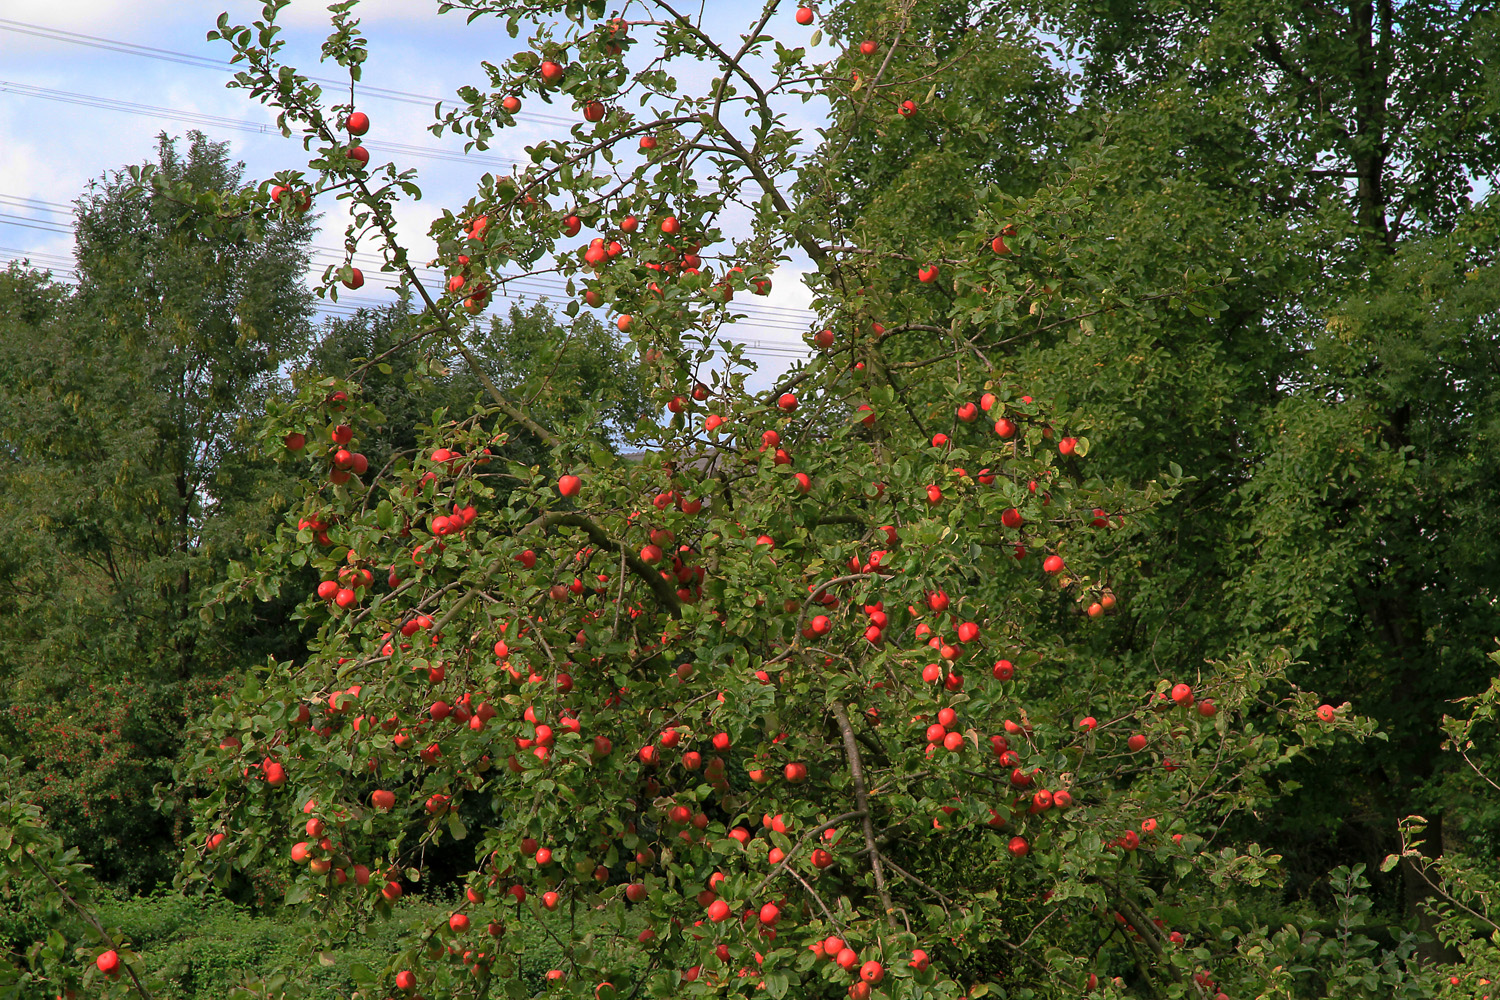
[
  {"xmin": 0, "ymin": 252, "xmax": 812, "ymax": 363},
  {"xmin": 0, "ymin": 193, "xmax": 73, "ymax": 212},
  {"xmin": 0, "ymin": 213, "xmax": 71, "ymax": 234},
  {"xmin": 0, "ymin": 79, "xmax": 521, "ymax": 170},
  {"xmin": 0, "ymin": 194, "xmax": 821, "ymax": 330},
  {"xmin": 0, "ymin": 17, "xmax": 579, "ymax": 127}
]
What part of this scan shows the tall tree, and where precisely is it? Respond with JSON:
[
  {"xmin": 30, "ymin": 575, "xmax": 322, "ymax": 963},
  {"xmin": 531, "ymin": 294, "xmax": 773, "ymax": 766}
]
[{"xmin": 0, "ymin": 132, "xmax": 316, "ymax": 887}]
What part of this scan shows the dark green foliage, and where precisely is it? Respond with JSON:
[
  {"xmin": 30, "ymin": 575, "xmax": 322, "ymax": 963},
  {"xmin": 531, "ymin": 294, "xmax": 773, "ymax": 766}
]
[{"xmin": 0, "ymin": 133, "xmax": 316, "ymax": 889}]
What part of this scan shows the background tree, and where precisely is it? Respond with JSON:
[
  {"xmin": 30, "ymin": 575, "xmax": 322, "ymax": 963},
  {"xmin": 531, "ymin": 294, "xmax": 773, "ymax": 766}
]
[
  {"xmin": 0, "ymin": 132, "xmax": 317, "ymax": 889},
  {"xmin": 828, "ymin": 0, "xmax": 1500, "ymax": 944}
]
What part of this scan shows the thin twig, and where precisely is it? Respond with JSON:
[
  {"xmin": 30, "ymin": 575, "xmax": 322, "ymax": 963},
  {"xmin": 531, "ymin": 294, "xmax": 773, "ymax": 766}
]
[{"xmin": 25, "ymin": 852, "xmax": 155, "ymax": 1000}]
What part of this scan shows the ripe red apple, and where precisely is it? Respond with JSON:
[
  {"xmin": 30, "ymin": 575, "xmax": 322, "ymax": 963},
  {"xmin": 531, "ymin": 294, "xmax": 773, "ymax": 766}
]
[
  {"xmin": 1316, "ymin": 704, "xmax": 1336, "ymax": 722},
  {"xmin": 861, "ymin": 961, "xmax": 884, "ymax": 984},
  {"xmin": 859, "ymin": 40, "xmax": 877, "ymax": 54},
  {"xmin": 1059, "ymin": 436, "xmax": 1078, "ymax": 455},
  {"xmin": 917, "ymin": 264, "xmax": 939, "ymax": 283},
  {"xmin": 346, "ymin": 110, "xmax": 369, "ymax": 134},
  {"xmin": 347, "ymin": 145, "xmax": 369, "ymax": 167},
  {"xmin": 1197, "ymin": 699, "xmax": 1216, "ymax": 717},
  {"xmin": 660, "ymin": 215, "xmax": 680, "ymax": 234},
  {"xmin": 450, "ymin": 913, "xmax": 470, "ymax": 933},
  {"xmin": 957, "ymin": 402, "xmax": 978, "ymax": 422},
  {"xmin": 909, "ymin": 949, "xmax": 930, "ymax": 971},
  {"xmin": 96, "ymin": 950, "xmax": 121, "ymax": 977},
  {"xmin": 582, "ymin": 100, "xmax": 606, "ymax": 122},
  {"xmin": 540, "ymin": 60, "xmax": 564, "ymax": 84},
  {"xmin": 558, "ymin": 474, "xmax": 582, "ymax": 497},
  {"xmin": 640, "ymin": 135, "xmax": 658, "ymax": 150},
  {"xmin": 778, "ymin": 393, "xmax": 798, "ymax": 411},
  {"xmin": 501, "ymin": 95, "xmax": 521, "ymax": 113},
  {"xmin": 284, "ymin": 431, "xmax": 306, "ymax": 451},
  {"xmin": 795, "ymin": 6, "xmax": 814, "ymax": 24},
  {"xmin": 899, "ymin": 99, "xmax": 916, "ymax": 116},
  {"xmin": 1007, "ymin": 836, "xmax": 1029, "ymax": 857},
  {"xmin": 1171, "ymin": 683, "xmax": 1194, "ymax": 706},
  {"xmin": 1127, "ymin": 733, "xmax": 1147, "ymax": 751},
  {"xmin": 342, "ymin": 267, "xmax": 364, "ymax": 289},
  {"xmin": 1043, "ymin": 555, "xmax": 1065, "ymax": 574},
  {"xmin": 396, "ymin": 969, "xmax": 417, "ymax": 990},
  {"xmin": 814, "ymin": 328, "xmax": 835, "ymax": 349},
  {"xmin": 994, "ymin": 417, "xmax": 1017, "ymax": 438},
  {"xmin": 785, "ymin": 762, "xmax": 808, "ymax": 783}
]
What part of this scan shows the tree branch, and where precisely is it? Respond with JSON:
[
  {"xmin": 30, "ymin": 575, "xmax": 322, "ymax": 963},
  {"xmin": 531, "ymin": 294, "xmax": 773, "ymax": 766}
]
[
  {"xmin": 25, "ymin": 852, "xmax": 155, "ymax": 1000},
  {"xmin": 831, "ymin": 702, "xmax": 898, "ymax": 930},
  {"xmin": 523, "ymin": 511, "xmax": 682, "ymax": 617}
]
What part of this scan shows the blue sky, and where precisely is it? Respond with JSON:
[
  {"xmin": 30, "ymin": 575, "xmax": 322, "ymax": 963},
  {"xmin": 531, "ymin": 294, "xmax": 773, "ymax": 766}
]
[{"xmin": 0, "ymin": 0, "xmax": 827, "ymax": 387}]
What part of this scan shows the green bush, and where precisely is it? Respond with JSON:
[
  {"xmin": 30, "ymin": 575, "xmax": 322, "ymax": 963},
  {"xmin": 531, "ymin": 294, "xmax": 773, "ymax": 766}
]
[{"xmin": 82, "ymin": 888, "xmax": 647, "ymax": 998}]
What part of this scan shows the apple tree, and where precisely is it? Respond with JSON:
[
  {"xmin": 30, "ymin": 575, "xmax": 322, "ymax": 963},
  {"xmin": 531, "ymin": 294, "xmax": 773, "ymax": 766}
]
[{"xmin": 164, "ymin": 1, "xmax": 1388, "ymax": 998}]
